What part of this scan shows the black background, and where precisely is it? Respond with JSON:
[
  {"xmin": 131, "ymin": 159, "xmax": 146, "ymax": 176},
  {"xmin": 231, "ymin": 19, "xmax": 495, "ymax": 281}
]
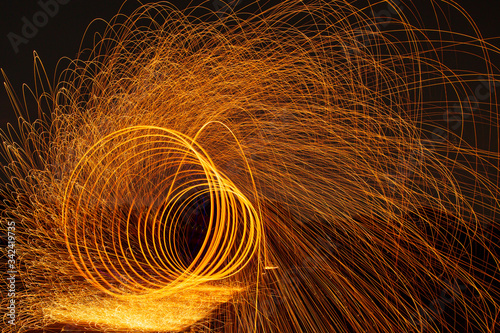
[{"xmin": 0, "ymin": 0, "xmax": 499, "ymax": 129}]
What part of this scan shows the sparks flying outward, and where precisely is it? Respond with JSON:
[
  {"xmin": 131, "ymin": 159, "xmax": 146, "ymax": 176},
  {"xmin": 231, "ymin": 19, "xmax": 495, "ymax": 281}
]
[{"xmin": 1, "ymin": 1, "xmax": 499, "ymax": 332}]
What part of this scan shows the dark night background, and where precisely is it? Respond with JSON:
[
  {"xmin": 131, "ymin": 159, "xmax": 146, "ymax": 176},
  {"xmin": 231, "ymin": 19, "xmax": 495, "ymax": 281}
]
[
  {"xmin": 0, "ymin": 0, "xmax": 499, "ymax": 128},
  {"xmin": 0, "ymin": 1, "xmax": 499, "ymax": 332}
]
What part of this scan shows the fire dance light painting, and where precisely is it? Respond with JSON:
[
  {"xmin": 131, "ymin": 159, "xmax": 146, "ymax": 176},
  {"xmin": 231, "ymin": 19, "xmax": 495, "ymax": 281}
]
[{"xmin": 0, "ymin": 1, "xmax": 499, "ymax": 332}]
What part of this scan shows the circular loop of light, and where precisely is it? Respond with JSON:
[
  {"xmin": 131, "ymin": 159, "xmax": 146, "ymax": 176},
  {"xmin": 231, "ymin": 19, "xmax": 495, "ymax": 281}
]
[{"xmin": 62, "ymin": 125, "xmax": 262, "ymax": 298}]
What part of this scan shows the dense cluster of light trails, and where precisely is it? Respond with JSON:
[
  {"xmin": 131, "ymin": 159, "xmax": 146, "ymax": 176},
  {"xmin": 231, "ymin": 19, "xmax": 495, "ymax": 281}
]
[
  {"xmin": 0, "ymin": 0, "xmax": 499, "ymax": 332},
  {"xmin": 62, "ymin": 125, "xmax": 262, "ymax": 299}
]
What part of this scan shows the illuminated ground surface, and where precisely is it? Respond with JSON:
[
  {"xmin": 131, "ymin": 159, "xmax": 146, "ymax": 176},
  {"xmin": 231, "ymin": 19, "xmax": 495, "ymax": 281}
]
[{"xmin": 42, "ymin": 284, "xmax": 243, "ymax": 332}]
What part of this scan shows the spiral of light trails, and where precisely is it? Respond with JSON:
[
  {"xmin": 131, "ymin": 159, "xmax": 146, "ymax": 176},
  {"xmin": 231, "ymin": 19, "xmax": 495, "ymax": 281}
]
[
  {"xmin": 62, "ymin": 125, "xmax": 262, "ymax": 298},
  {"xmin": 0, "ymin": 0, "xmax": 499, "ymax": 332}
]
